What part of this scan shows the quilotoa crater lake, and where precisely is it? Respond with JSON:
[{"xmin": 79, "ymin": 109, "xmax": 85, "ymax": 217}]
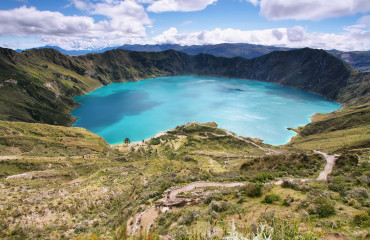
[{"xmin": 71, "ymin": 75, "xmax": 341, "ymax": 145}]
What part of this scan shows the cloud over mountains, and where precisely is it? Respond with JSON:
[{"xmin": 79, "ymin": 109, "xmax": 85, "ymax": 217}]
[{"xmin": 0, "ymin": 0, "xmax": 369, "ymax": 51}]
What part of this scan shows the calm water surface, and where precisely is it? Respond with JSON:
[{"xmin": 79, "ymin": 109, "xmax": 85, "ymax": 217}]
[{"xmin": 71, "ymin": 76, "xmax": 341, "ymax": 145}]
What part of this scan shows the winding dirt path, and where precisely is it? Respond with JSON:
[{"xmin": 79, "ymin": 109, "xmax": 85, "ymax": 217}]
[
  {"xmin": 314, "ymin": 150, "xmax": 339, "ymax": 180},
  {"xmin": 166, "ymin": 182, "xmax": 245, "ymax": 201},
  {"xmin": 128, "ymin": 150, "xmax": 339, "ymax": 236},
  {"xmin": 128, "ymin": 181, "xmax": 245, "ymax": 236}
]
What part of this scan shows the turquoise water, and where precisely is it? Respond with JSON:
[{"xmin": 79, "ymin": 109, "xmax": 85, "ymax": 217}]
[{"xmin": 71, "ymin": 75, "xmax": 341, "ymax": 145}]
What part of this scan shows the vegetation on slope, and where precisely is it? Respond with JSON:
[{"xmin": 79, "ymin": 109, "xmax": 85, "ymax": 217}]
[
  {"xmin": 0, "ymin": 121, "xmax": 109, "ymax": 159},
  {"xmin": 0, "ymin": 47, "xmax": 369, "ymax": 125},
  {"xmin": 287, "ymin": 105, "xmax": 370, "ymax": 154},
  {"xmin": 0, "ymin": 122, "xmax": 368, "ymax": 239}
]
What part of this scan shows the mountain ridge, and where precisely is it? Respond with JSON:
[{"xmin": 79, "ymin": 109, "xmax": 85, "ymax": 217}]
[
  {"xmin": 0, "ymin": 47, "xmax": 369, "ymax": 126},
  {"xmin": 17, "ymin": 43, "xmax": 370, "ymax": 72}
]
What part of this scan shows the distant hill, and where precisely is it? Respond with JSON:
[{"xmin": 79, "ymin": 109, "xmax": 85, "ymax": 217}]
[
  {"xmin": 17, "ymin": 43, "xmax": 370, "ymax": 71},
  {"xmin": 117, "ymin": 43, "xmax": 292, "ymax": 59},
  {"xmin": 328, "ymin": 50, "xmax": 370, "ymax": 72}
]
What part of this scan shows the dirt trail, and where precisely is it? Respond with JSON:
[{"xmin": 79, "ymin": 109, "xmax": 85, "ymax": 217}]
[
  {"xmin": 210, "ymin": 130, "xmax": 281, "ymax": 154},
  {"xmin": 5, "ymin": 170, "xmax": 57, "ymax": 180},
  {"xmin": 129, "ymin": 181, "xmax": 245, "ymax": 236},
  {"xmin": 0, "ymin": 155, "xmax": 97, "ymax": 160},
  {"xmin": 131, "ymin": 207, "xmax": 158, "ymax": 236},
  {"xmin": 166, "ymin": 182, "xmax": 244, "ymax": 201},
  {"xmin": 314, "ymin": 150, "xmax": 339, "ymax": 180},
  {"xmin": 128, "ymin": 149, "xmax": 338, "ymax": 236}
]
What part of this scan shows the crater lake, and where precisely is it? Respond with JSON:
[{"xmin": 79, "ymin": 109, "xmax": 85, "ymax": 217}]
[{"xmin": 71, "ymin": 76, "xmax": 341, "ymax": 145}]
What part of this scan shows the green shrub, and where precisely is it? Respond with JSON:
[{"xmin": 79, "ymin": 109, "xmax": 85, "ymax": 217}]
[
  {"xmin": 227, "ymin": 204, "xmax": 245, "ymax": 214},
  {"xmin": 171, "ymin": 225, "xmax": 188, "ymax": 240},
  {"xmin": 253, "ymin": 172, "xmax": 274, "ymax": 183},
  {"xmin": 345, "ymin": 187, "xmax": 369, "ymax": 205},
  {"xmin": 353, "ymin": 211, "xmax": 370, "ymax": 227},
  {"xmin": 262, "ymin": 194, "xmax": 281, "ymax": 204},
  {"xmin": 209, "ymin": 201, "xmax": 230, "ymax": 212},
  {"xmin": 179, "ymin": 210, "xmax": 200, "ymax": 225},
  {"xmin": 204, "ymin": 191, "xmax": 223, "ymax": 204},
  {"xmin": 259, "ymin": 210, "xmax": 275, "ymax": 224},
  {"xmin": 149, "ymin": 138, "xmax": 161, "ymax": 145},
  {"xmin": 328, "ymin": 177, "xmax": 345, "ymax": 193},
  {"xmin": 313, "ymin": 198, "xmax": 336, "ymax": 218},
  {"xmin": 281, "ymin": 180, "xmax": 299, "ymax": 190},
  {"xmin": 243, "ymin": 183, "xmax": 263, "ymax": 198},
  {"xmin": 183, "ymin": 156, "xmax": 197, "ymax": 163},
  {"xmin": 336, "ymin": 154, "xmax": 358, "ymax": 167},
  {"xmin": 282, "ymin": 196, "xmax": 294, "ymax": 206}
]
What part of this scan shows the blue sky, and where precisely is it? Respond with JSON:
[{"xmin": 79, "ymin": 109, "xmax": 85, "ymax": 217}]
[{"xmin": 0, "ymin": 0, "xmax": 369, "ymax": 51}]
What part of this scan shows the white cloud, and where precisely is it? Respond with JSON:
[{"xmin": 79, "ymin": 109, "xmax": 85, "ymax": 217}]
[
  {"xmin": 287, "ymin": 26, "xmax": 305, "ymax": 41},
  {"xmin": 245, "ymin": 0, "xmax": 260, "ymax": 6},
  {"xmin": 0, "ymin": 6, "xmax": 96, "ymax": 37},
  {"xmin": 70, "ymin": 0, "xmax": 90, "ymax": 10},
  {"xmin": 358, "ymin": 15, "xmax": 370, "ymax": 25},
  {"xmin": 92, "ymin": 0, "xmax": 151, "ymax": 35},
  {"xmin": 0, "ymin": 1, "xmax": 151, "ymax": 49},
  {"xmin": 147, "ymin": 0, "xmax": 217, "ymax": 13},
  {"xmin": 259, "ymin": 0, "xmax": 370, "ymax": 21},
  {"xmin": 152, "ymin": 26, "xmax": 370, "ymax": 51},
  {"xmin": 272, "ymin": 29, "xmax": 283, "ymax": 40}
]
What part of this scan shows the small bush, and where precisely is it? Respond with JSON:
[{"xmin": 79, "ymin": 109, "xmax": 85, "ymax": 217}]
[
  {"xmin": 171, "ymin": 225, "xmax": 188, "ymax": 240},
  {"xmin": 183, "ymin": 156, "xmax": 197, "ymax": 163},
  {"xmin": 149, "ymin": 138, "xmax": 161, "ymax": 145},
  {"xmin": 348, "ymin": 198, "xmax": 361, "ymax": 208},
  {"xmin": 281, "ymin": 180, "xmax": 299, "ymax": 190},
  {"xmin": 345, "ymin": 187, "xmax": 369, "ymax": 205},
  {"xmin": 328, "ymin": 177, "xmax": 345, "ymax": 193},
  {"xmin": 313, "ymin": 198, "xmax": 336, "ymax": 218},
  {"xmin": 209, "ymin": 201, "xmax": 230, "ymax": 212},
  {"xmin": 336, "ymin": 154, "xmax": 358, "ymax": 167},
  {"xmin": 253, "ymin": 172, "xmax": 274, "ymax": 183},
  {"xmin": 262, "ymin": 194, "xmax": 281, "ymax": 204},
  {"xmin": 259, "ymin": 210, "xmax": 275, "ymax": 224},
  {"xmin": 243, "ymin": 183, "xmax": 263, "ymax": 198},
  {"xmin": 179, "ymin": 210, "xmax": 200, "ymax": 225},
  {"xmin": 205, "ymin": 191, "xmax": 223, "ymax": 204},
  {"xmin": 353, "ymin": 211, "xmax": 370, "ymax": 227}
]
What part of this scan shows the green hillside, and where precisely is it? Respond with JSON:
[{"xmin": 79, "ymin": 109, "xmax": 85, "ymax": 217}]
[
  {"xmin": 0, "ymin": 47, "xmax": 369, "ymax": 239},
  {"xmin": 0, "ymin": 47, "xmax": 369, "ymax": 125},
  {"xmin": 287, "ymin": 105, "xmax": 370, "ymax": 154},
  {"xmin": 0, "ymin": 122, "xmax": 368, "ymax": 239}
]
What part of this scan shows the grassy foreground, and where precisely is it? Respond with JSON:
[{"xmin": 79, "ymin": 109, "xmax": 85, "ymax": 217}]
[{"xmin": 0, "ymin": 120, "xmax": 368, "ymax": 240}]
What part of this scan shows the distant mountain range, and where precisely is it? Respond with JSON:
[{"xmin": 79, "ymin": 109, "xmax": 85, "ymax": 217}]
[{"xmin": 16, "ymin": 43, "xmax": 370, "ymax": 72}]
